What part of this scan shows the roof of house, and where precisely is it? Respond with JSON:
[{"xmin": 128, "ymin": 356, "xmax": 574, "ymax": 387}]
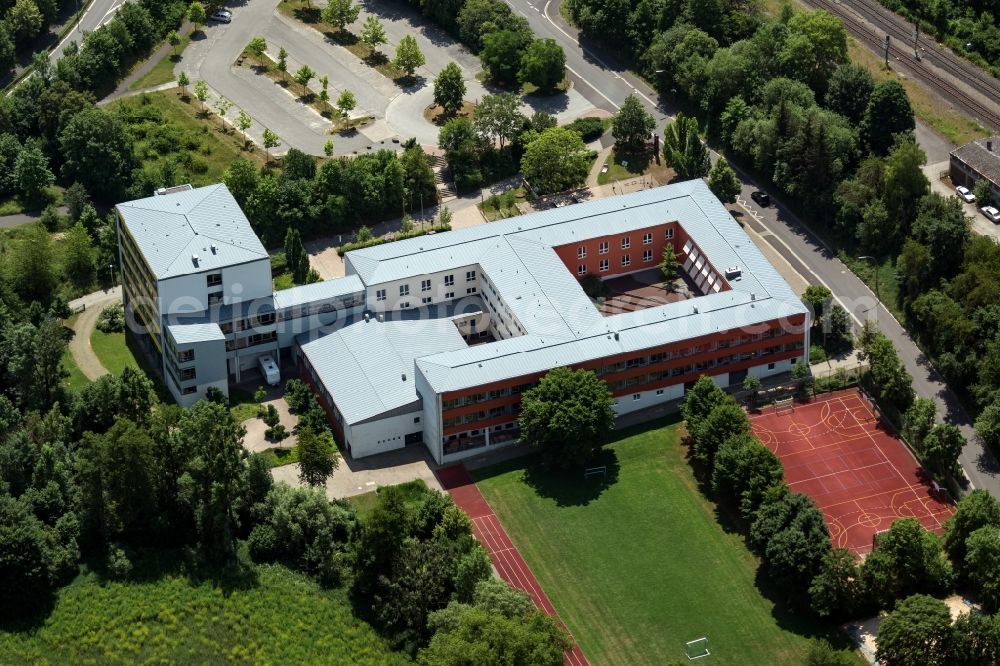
[
  {"xmin": 299, "ymin": 318, "xmax": 469, "ymax": 425},
  {"xmin": 272, "ymin": 275, "xmax": 366, "ymax": 312},
  {"xmin": 115, "ymin": 184, "xmax": 268, "ymax": 280},
  {"xmin": 951, "ymin": 136, "xmax": 1000, "ymax": 185},
  {"xmin": 166, "ymin": 322, "xmax": 226, "ymax": 345}
]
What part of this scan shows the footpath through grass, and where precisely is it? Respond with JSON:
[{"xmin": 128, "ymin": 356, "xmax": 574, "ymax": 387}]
[
  {"xmin": 473, "ymin": 420, "xmax": 861, "ymax": 666},
  {"xmin": 0, "ymin": 563, "xmax": 407, "ymax": 664}
]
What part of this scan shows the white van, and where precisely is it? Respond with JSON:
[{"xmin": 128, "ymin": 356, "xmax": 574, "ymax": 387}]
[{"xmin": 258, "ymin": 355, "xmax": 280, "ymax": 386}]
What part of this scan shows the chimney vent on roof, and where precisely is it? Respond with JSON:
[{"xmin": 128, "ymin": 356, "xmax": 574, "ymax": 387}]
[
  {"xmin": 364, "ymin": 313, "xmax": 370, "ymax": 322},
  {"xmin": 402, "ymin": 373, "xmax": 407, "ymax": 381},
  {"xmin": 613, "ymin": 330, "xmax": 619, "ymax": 340},
  {"xmin": 211, "ymin": 244, "xmax": 218, "ymax": 254},
  {"xmin": 191, "ymin": 254, "xmax": 199, "ymax": 266},
  {"xmin": 751, "ymin": 293, "xmax": 756, "ymax": 301}
]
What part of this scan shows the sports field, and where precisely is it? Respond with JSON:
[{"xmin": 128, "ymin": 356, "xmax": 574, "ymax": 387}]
[
  {"xmin": 472, "ymin": 419, "xmax": 861, "ymax": 666},
  {"xmin": 750, "ymin": 389, "xmax": 954, "ymax": 556}
]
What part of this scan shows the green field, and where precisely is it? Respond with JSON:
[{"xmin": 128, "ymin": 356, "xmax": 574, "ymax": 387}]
[
  {"xmin": 91, "ymin": 329, "xmax": 140, "ymax": 376},
  {"xmin": 473, "ymin": 420, "xmax": 860, "ymax": 666},
  {"xmin": 0, "ymin": 563, "xmax": 408, "ymax": 664},
  {"xmin": 129, "ymin": 34, "xmax": 192, "ymax": 91}
]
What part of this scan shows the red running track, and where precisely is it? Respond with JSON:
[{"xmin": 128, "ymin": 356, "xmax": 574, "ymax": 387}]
[
  {"xmin": 436, "ymin": 464, "xmax": 588, "ymax": 666},
  {"xmin": 750, "ymin": 389, "xmax": 954, "ymax": 556}
]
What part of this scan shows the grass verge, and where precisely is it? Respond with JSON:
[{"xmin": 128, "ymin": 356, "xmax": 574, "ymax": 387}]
[
  {"xmin": 258, "ymin": 445, "xmax": 300, "ymax": 468},
  {"xmin": 90, "ymin": 329, "xmax": 140, "ymax": 376},
  {"xmin": 472, "ymin": 419, "xmax": 862, "ymax": 666},
  {"xmin": 597, "ymin": 144, "xmax": 675, "ymax": 186},
  {"xmin": 0, "ymin": 561, "xmax": 406, "ymax": 664},
  {"xmin": 129, "ymin": 33, "xmax": 192, "ymax": 91}
]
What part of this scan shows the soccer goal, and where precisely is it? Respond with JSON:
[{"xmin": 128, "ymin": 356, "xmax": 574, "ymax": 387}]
[
  {"xmin": 873, "ymin": 528, "xmax": 891, "ymax": 551},
  {"xmin": 774, "ymin": 397, "xmax": 795, "ymax": 414},
  {"xmin": 686, "ymin": 637, "xmax": 710, "ymax": 660}
]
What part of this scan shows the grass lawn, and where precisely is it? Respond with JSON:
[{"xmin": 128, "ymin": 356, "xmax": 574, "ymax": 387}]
[
  {"xmin": 90, "ymin": 329, "xmax": 140, "ymax": 376},
  {"xmin": 0, "ymin": 562, "xmax": 407, "ymax": 665},
  {"xmin": 473, "ymin": 419, "xmax": 861, "ymax": 666},
  {"xmin": 597, "ymin": 144, "xmax": 675, "ymax": 186},
  {"xmin": 60, "ymin": 314, "xmax": 90, "ymax": 393},
  {"xmin": 128, "ymin": 33, "xmax": 192, "ymax": 91}
]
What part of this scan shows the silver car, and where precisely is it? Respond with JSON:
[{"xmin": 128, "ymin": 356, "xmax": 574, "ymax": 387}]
[
  {"xmin": 956, "ymin": 185, "xmax": 976, "ymax": 203},
  {"xmin": 981, "ymin": 205, "xmax": 1000, "ymax": 224},
  {"xmin": 210, "ymin": 10, "xmax": 232, "ymax": 23}
]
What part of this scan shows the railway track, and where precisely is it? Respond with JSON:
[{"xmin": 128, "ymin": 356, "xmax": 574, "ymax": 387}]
[{"xmin": 807, "ymin": 0, "xmax": 1000, "ymax": 131}]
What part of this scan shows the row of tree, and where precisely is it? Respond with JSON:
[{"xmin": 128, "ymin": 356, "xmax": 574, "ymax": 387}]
[{"xmin": 0, "ymin": 0, "xmax": 71, "ymax": 75}]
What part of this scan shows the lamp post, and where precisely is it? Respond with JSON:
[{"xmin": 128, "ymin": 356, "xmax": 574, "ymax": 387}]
[{"xmin": 858, "ymin": 255, "xmax": 879, "ymax": 326}]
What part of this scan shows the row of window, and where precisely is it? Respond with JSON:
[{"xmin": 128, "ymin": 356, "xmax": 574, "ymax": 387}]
[
  {"xmin": 276, "ymin": 295, "xmax": 365, "ymax": 322},
  {"xmin": 443, "ymin": 403, "xmax": 520, "ymax": 429},
  {"xmin": 604, "ymin": 345, "xmax": 799, "ymax": 390},
  {"xmin": 224, "ymin": 330, "xmax": 277, "ymax": 351},
  {"xmin": 377, "ymin": 270, "xmax": 478, "ymax": 301},
  {"xmin": 218, "ymin": 312, "xmax": 276, "ymax": 335},
  {"xmin": 577, "ymin": 251, "xmax": 655, "ymax": 275},
  {"xmin": 442, "ymin": 382, "xmax": 536, "ymax": 410},
  {"xmin": 575, "ymin": 229, "xmax": 675, "ymax": 259}
]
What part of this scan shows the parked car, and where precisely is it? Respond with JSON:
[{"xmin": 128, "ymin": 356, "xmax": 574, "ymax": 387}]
[
  {"xmin": 956, "ymin": 185, "xmax": 976, "ymax": 203},
  {"xmin": 210, "ymin": 10, "xmax": 232, "ymax": 23},
  {"xmin": 258, "ymin": 355, "xmax": 280, "ymax": 386},
  {"xmin": 750, "ymin": 191, "xmax": 770, "ymax": 207},
  {"xmin": 981, "ymin": 205, "xmax": 1000, "ymax": 223}
]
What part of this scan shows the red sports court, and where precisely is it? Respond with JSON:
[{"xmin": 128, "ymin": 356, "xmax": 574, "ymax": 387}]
[{"xmin": 749, "ymin": 389, "xmax": 954, "ymax": 556}]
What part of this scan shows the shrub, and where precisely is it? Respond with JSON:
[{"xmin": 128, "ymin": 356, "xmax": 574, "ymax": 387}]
[
  {"xmin": 266, "ymin": 424, "xmax": 288, "ymax": 441},
  {"xmin": 565, "ymin": 117, "xmax": 605, "ymax": 142},
  {"xmin": 96, "ymin": 304, "xmax": 126, "ymax": 333}
]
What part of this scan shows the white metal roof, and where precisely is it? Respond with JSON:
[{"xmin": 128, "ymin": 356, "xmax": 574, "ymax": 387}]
[
  {"xmin": 116, "ymin": 184, "xmax": 267, "ymax": 280},
  {"xmin": 166, "ymin": 322, "xmax": 226, "ymax": 345},
  {"xmin": 299, "ymin": 318, "xmax": 468, "ymax": 425},
  {"xmin": 272, "ymin": 275, "xmax": 365, "ymax": 311}
]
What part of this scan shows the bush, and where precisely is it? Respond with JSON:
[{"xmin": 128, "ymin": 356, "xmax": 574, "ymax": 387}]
[
  {"xmin": 565, "ymin": 117, "xmax": 605, "ymax": 142},
  {"xmin": 266, "ymin": 424, "xmax": 288, "ymax": 441},
  {"xmin": 337, "ymin": 224, "xmax": 451, "ymax": 256},
  {"xmin": 106, "ymin": 545, "xmax": 133, "ymax": 581},
  {"xmin": 284, "ymin": 379, "xmax": 312, "ymax": 413},
  {"xmin": 809, "ymin": 345, "xmax": 828, "ymax": 364},
  {"xmin": 96, "ymin": 304, "xmax": 126, "ymax": 333}
]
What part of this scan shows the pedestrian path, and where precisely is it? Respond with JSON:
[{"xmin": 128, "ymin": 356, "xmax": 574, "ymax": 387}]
[{"xmin": 436, "ymin": 464, "xmax": 588, "ymax": 666}]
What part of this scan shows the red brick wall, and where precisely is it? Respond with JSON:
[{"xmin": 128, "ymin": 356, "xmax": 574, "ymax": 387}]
[{"xmin": 551, "ymin": 222, "xmax": 675, "ymax": 278}]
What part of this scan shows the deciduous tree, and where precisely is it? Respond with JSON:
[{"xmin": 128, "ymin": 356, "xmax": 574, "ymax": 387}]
[
  {"xmin": 520, "ymin": 127, "xmax": 590, "ymax": 195},
  {"xmin": 246, "ymin": 36, "xmax": 267, "ymax": 68},
  {"xmin": 14, "ymin": 143, "xmax": 54, "ymax": 205},
  {"xmin": 473, "ymin": 93, "xmax": 524, "ymax": 149},
  {"xmin": 321, "ymin": 0, "xmax": 360, "ymax": 30},
  {"xmin": 296, "ymin": 426, "xmax": 339, "ymax": 487},
  {"xmin": 707, "ymin": 157, "xmax": 740, "ymax": 204},
  {"xmin": 434, "ymin": 62, "xmax": 466, "ymax": 117},
  {"xmin": 480, "ymin": 29, "xmax": 532, "ymax": 83},
  {"xmin": 876, "ymin": 594, "xmax": 955, "ymax": 666},
  {"xmin": 393, "ymin": 35, "xmax": 425, "ymax": 77},
  {"xmin": 662, "ymin": 113, "xmax": 709, "ymax": 179},
  {"xmin": 188, "ymin": 2, "xmax": 206, "ymax": 31},
  {"xmin": 922, "ymin": 423, "xmax": 966, "ymax": 477},
  {"xmin": 863, "ymin": 80, "xmax": 916, "ymax": 156},
  {"xmin": 518, "ymin": 38, "xmax": 565, "ymax": 92},
  {"xmin": 360, "ymin": 16, "xmax": 387, "ymax": 50},
  {"xmin": 262, "ymin": 128, "xmax": 281, "ymax": 162},
  {"xmin": 59, "ymin": 108, "xmax": 136, "ymax": 201},
  {"xmin": 294, "ymin": 64, "xmax": 315, "ymax": 90},
  {"xmin": 612, "ymin": 94, "xmax": 655, "ymax": 146}
]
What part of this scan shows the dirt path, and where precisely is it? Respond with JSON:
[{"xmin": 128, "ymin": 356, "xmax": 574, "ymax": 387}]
[{"xmin": 69, "ymin": 291, "xmax": 122, "ymax": 381}]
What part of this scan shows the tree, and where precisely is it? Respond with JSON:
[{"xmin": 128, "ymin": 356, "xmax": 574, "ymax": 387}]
[
  {"xmin": 59, "ymin": 108, "xmax": 136, "ymax": 201},
  {"xmin": 193, "ymin": 79, "xmax": 210, "ymax": 113},
  {"xmin": 864, "ymin": 80, "xmax": 916, "ymax": 156},
  {"xmin": 296, "ymin": 426, "xmax": 339, "ymax": 488},
  {"xmin": 168, "ymin": 30, "xmax": 181, "ymax": 57},
  {"xmin": 802, "ymin": 284, "xmax": 833, "ymax": 319},
  {"xmin": 177, "ymin": 71, "xmax": 190, "ymax": 96},
  {"xmin": 922, "ymin": 423, "xmax": 965, "ymax": 477},
  {"xmin": 951, "ymin": 611, "xmax": 1000, "ymax": 666},
  {"xmin": 434, "ymin": 62, "xmax": 466, "ymax": 117},
  {"xmin": 62, "ymin": 222, "xmax": 96, "ymax": 285},
  {"xmin": 276, "ymin": 47, "xmax": 288, "ymax": 82},
  {"xmin": 809, "ymin": 548, "xmax": 861, "ymax": 619},
  {"xmin": 318, "ymin": 74, "xmax": 330, "ymax": 103},
  {"xmin": 946, "ymin": 489, "xmax": 1000, "ymax": 566},
  {"xmin": 974, "ymin": 178, "xmax": 992, "ymax": 206},
  {"xmin": 825, "ymin": 63, "xmax": 875, "ymax": 124},
  {"xmin": 965, "ymin": 526, "xmax": 1000, "ymax": 611},
  {"xmin": 8, "ymin": 0, "xmax": 43, "ymax": 48},
  {"xmin": 856, "ymin": 199, "xmax": 893, "ymax": 253},
  {"xmin": 188, "ymin": 1, "xmax": 206, "ymax": 31},
  {"xmin": 876, "ymin": 594, "xmax": 955, "ymax": 666},
  {"xmin": 780, "ymin": 10, "xmax": 848, "ymax": 97},
  {"xmin": 324, "ymin": 139, "xmax": 335, "ymax": 157},
  {"xmin": 707, "ymin": 157, "xmax": 740, "ymax": 204},
  {"xmin": 336, "ymin": 89, "xmax": 356, "ymax": 120},
  {"xmin": 14, "ymin": 143, "xmax": 54, "ymax": 205},
  {"xmin": 235, "ymin": 109, "xmax": 252, "ymax": 146},
  {"xmin": 519, "ymin": 367, "xmax": 615, "ymax": 468},
  {"xmin": 294, "ymin": 64, "xmax": 315, "ymax": 91},
  {"xmin": 3, "ymin": 223, "xmax": 56, "ymax": 306},
  {"xmin": 0, "ymin": 495, "xmax": 71, "ymax": 614},
  {"xmin": 481, "ymin": 29, "xmax": 532, "ymax": 83},
  {"xmin": 663, "ymin": 114, "xmax": 709, "ymax": 180},
  {"xmin": 262, "ymin": 128, "xmax": 281, "ymax": 162},
  {"xmin": 321, "ymin": 0, "xmax": 361, "ymax": 31},
  {"xmin": 439, "ymin": 117, "xmax": 482, "ymax": 190},
  {"xmin": 861, "ymin": 332, "xmax": 915, "ymax": 412},
  {"xmin": 659, "ymin": 245, "xmax": 680, "ymax": 283},
  {"xmin": 518, "ymin": 38, "xmax": 565, "ymax": 92},
  {"xmin": 521, "ymin": 127, "xmax": 591, "ymax": 195},
  {"xmin": 903, "ymin": 397, "xmax": 936, "ymax": 452},
  {"xmin": 360, "ymin": 16, "xmax": 387, "ymax": 50},
  {"xmin": 692, "ymin": 400, "xmax": 750, "ymax": 469},
  {"xmin": 751, "ymin": 491, "xmax": 832, "ymax": 600},
  {"xmin": 473, "ymin": 93, "xmax": 524, "ymax": 149},
  {"xmin": 611, "ymin": 94, "xmax": 655, "ymax": 146},
  {"xmin": 910, "ymin": 193, "xmax": 970, "ymax": 282},
  {"xmin": 214, "ymin": 96, "xmax": 233, "ymax": 129},
  {"xmin": 246, "ymin": 36, "xmax": 267, "ymax": 68},
  {"xmin": 883, "ymin": 140, "xmax": 928, "ymax": 228},
  {"xmin": 393, "ymin": 35, "xmax": 425, "ymax": 78},
  {"xmin": 712, "ymin": 433, "xmax": 784, "ymax": 518},
  {"xmin": 224, "ymin": 158, "xmax": 260, "ymax": 207},
  {"xmin": 2, "ymin": 317, "xmax": 68, "ymax": 412},
  {"xmin": 681, "ymin": 375, "xmax": 728, "ymax": 434}
]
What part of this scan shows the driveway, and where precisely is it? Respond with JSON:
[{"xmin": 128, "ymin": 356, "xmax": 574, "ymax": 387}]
[
  {"xmin": 68, "ymin": 288, "xmax": 122, "ymax": 380},
  {"xmin": 924, "ymin": 160, "xmax": 1000, "ymax": 241},
  {"xmin": 270, "ymin": 445, "xmax": 442, "ymax": 499}
]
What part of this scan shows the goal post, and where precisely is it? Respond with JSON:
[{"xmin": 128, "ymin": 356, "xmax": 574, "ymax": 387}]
[
  {"xmin": 774, "ymin": 397, "xmax": 794, "ymax": 414},
  {"xmin": 686, "ymin": 637, "xmax": 710, "ymax": 660}
]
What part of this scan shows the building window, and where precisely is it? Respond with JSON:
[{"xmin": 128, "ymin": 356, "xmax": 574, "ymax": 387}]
[
  {"xmin": 643, "ymin": 249, "xmax": 653, "ymax": 262},
  {"xmin": 206, "ymin": 273, "xmax": 222, "ymax": 287},
  {"xmin": 414, "ymin": 416, "xmax": 421, "ymax": 424},
  {"xmin": 180, "ymin": 367, "xmax": 197, "ymax": 381},
  {"xmin": 768, "ymin": 363, "xmax": 775, "ymax": 370},
  {"xmin": 642, "ymin": 232, "xmax": 652, "ymax": 245},
  {"xmin": 208, "ymin": 291, "xmax": 223, "ymax": 306},
  {"xmin": 633, "ymin": 393, "xmax": 641, "ymax": 401},
  {"xmin": 666, "ymin": 228, "xmax": 674, "ymax": 239},
  {"xmin": 445, "ymin": 275, "xmax": 454, "ymax": 286},
  {"xmin": 445, "ymin": 291, "xmax": 455, "ymax": 299},
  {"xmin": 599, "ymin": 259, "xmax": 609, "ymax": 272},
  {"xmin": 376, "ymin": 289, "xmax": 386, "ymax": 301},
  {"xmin": 577, "ymin": 246, "xmax": 586, "ymax": 259},
  {"xmin": 182, "ymin": 386, "xmax": 197, "ymax": 395},
  {"xmin": 577, "ymin": 264, "xmax": 587, "ymax": 276},
  {"xmin": 467, "ymin": 287, "xmax": 477, "ymax": 294},
  {"xmin": 399, "ymin": 285, "xmax": 409, "ymax": 297},
  {"xmin": 599, "ymin": 241, "xmax": 609, "ymax": 254},
  {"xmin": 621, "ymin": 255, "xmax": 631, "ymax": 267},
  {"xmin": 466, "ymin": 270, "xmax": 476, "ymax": 282},
  {"xmin": 621, "ymin": 237, "xmax": 630, "ymax": 249},
  {"xmin": 399, "ymin": 301, "xmax": 410, "ymax": 309},
  {"xmin": 422, "ymin": 296, "xmax": 432, "ymax": 304},
  {"xmin": 656, "ymin": 388, "xmax": 664, "ymax": 395},
  {"xmin": 178, "ymin": 349, "xmax": 195, "ymax": 363},
  {"xmin": 421, "ymin": 279, "xmax": 431, "ymax": 292}
]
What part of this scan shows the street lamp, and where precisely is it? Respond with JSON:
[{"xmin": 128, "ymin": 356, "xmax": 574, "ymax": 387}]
[{"xmin": 857, "ymin": 255, "xmax": 879, "ymax": 325}]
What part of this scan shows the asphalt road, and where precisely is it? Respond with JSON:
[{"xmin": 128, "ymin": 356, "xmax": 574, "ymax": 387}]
[
  {"xmin": 518, "ymin": 0, "xmax": 1000, "ymax": 497},
  {"xmin": 49, "ymin": 0, "xmax": 126, "ymax": 64}
]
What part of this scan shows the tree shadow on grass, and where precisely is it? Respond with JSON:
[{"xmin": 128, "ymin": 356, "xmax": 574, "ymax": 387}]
[
  {"xmin": 752, "ymin": 567, "xmax": 859, "ymax": 653},
  {"xmin": 294, "ymin": 6, "xmax": 321, "ymax": 22},
  {"xmin": 521, "ymin": 447, "xmax": 621, "ymax": 507}
]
